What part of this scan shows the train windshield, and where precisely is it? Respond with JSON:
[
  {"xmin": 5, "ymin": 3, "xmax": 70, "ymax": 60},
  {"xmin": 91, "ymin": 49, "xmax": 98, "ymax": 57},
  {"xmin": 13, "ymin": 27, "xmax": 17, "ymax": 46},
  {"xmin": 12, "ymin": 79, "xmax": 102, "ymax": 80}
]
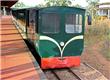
[
  {"xmin": 41, "ymin": 13, "xmax": 60, "ymax": 34},
  {"xmin": 65, "ymin": 14, "xmax": 82, "ymax": 33},
  {"xmin": 17, "ymin": 12, "xmax": 25, "ymax": 20}
]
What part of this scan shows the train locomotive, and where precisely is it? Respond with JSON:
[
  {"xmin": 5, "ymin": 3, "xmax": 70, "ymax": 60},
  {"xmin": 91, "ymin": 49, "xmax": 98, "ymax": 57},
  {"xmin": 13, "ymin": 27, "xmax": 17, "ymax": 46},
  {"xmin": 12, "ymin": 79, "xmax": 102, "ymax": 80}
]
[{"xmin": 12, "ymin": 6, "xmax": 85, "ymax": 69}]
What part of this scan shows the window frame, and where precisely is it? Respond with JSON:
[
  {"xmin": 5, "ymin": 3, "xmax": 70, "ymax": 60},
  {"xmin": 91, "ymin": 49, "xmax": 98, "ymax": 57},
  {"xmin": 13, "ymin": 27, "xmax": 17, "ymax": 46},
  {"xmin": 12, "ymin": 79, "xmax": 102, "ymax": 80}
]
[
  {"xmin": 65, "ymin": 14, "xmax": 82, "ymax": 34},
  {"xmin": 41, "ymin": 13, "xmax": 60, "ymax": 34}
]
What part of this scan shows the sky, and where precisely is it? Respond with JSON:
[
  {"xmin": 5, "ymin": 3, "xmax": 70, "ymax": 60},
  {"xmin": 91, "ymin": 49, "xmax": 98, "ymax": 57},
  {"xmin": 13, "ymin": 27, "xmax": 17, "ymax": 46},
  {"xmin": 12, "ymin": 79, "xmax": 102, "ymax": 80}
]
[{"xmin": 18, "ymin": 0, "xmax": 110, "ymax": 7}]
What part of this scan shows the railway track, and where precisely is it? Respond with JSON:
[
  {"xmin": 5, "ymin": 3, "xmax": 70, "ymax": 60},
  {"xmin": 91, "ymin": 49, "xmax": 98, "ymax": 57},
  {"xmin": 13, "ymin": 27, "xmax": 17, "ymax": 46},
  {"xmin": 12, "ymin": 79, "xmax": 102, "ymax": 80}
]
[
  {"xmin": 43, "ymin": 63, "xmax": 108, "ymax": 80},
  {"xmin": 44, "ymin": 68, "xmax": 81, "ymax": 80}
]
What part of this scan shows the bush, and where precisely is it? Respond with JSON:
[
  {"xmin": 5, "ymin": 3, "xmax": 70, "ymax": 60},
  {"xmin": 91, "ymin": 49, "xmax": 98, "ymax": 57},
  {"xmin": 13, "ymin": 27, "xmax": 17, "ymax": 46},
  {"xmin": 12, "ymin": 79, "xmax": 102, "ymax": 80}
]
[
  {"xmin": 85, "ymin": 19, "xmax": 110, "ymax": 60},
  {"xmin": 85, "ymin": 19, "xmax": 110, "ymax": 46}
]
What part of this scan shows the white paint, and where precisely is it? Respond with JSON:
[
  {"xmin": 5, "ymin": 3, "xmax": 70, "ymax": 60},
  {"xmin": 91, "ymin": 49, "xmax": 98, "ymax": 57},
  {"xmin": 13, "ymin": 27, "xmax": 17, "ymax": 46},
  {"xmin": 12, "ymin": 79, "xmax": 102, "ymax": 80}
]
[
  {"xmin": 99, "ymin": 4, "xmax": 110, "ymax": 8},
  {"xmin": 3, "ymin": 7, "xmax": 6, "ymax": 15},
  {"xmin": 60, "ymin": 42, "xmax": 64, "ymax": 46},
  {"xmin": 108, "ymin": 10, "xmax": 110, "ymax": 19},
  {"xmin": 99, "ymin": 0, "xmax": 110, "ymax": 3}
]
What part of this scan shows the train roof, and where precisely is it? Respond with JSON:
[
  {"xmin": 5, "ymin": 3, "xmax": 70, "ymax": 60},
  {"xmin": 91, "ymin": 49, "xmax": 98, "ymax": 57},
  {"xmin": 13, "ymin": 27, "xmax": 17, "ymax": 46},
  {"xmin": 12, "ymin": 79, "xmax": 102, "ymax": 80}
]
[
  {"xmin": 12, "ymin": 6, "xmax": 85, "ymax": 12},
  {"xmin": 39, "ymin": 6, "xmax": 85, "ymax": 11},
  {"xmin": 12, "ymin": 7, "xmax": 38, "ymax": 11}
]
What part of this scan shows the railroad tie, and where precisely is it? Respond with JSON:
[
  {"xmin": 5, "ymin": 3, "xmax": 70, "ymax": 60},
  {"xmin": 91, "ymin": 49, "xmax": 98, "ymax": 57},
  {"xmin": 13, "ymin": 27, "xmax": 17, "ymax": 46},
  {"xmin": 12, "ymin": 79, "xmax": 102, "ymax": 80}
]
[
  {"xmin": 82, "ymin": 70, "xmax": 97, "ymax": 76},
  {"xmin": 95, "ymin": 75, "xmax": 108, "ymax": 80}
]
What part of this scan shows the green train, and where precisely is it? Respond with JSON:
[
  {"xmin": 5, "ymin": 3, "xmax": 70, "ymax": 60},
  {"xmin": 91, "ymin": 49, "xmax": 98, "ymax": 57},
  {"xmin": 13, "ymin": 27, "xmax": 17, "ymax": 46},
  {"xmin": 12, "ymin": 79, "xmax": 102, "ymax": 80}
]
[{"xmin": 12, "ymin": 6, "xmax": 85, "ymax": 69}]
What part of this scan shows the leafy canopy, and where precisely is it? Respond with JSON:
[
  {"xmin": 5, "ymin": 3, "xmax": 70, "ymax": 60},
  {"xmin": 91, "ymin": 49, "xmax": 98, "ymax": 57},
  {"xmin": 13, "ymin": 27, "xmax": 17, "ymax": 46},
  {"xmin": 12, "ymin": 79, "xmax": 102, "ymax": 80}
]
[{"xmin": 44, "ymin": 0, "xmax": 73, "ymax": 6}]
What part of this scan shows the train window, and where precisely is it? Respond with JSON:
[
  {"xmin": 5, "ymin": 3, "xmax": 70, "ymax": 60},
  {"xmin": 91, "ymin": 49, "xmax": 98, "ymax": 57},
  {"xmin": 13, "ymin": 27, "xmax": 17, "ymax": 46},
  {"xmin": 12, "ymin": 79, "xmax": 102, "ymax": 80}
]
[
  {"xmin": 41, "ymin": 13, "xmax": 60, "ymax": 33},
  {"xmin": 65, "ymin": 14, "xmax": 82, "ymax": 33},
  {"xmin": 29, "ymin": 10, "xmax": 36, "ymax": 25},
  {"xmin": 19, "ymin": 13, "xmax": 24, "ymax": 16},
  {"xmin": 18, "ymin": 12, "xmax": 25, "ymax": 19}
]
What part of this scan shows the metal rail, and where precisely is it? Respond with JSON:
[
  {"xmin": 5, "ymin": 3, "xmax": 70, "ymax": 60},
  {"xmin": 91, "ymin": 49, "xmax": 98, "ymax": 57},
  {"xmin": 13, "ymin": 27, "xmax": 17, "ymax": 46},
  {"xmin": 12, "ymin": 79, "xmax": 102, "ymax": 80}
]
[
  {"xmin": 67, "ymin": 68, "xmax": 82, "ymax": 80},
  {"xmin": 50, "ymin": 69, "xmax": 61, "ymax": 80},
  {"xmin": 44, "ymin": 68, "xmax": 82, "ymax": 80},
  {"xmin": 43, "ymin": 63, "xmax": 108, "ymax": 80}
]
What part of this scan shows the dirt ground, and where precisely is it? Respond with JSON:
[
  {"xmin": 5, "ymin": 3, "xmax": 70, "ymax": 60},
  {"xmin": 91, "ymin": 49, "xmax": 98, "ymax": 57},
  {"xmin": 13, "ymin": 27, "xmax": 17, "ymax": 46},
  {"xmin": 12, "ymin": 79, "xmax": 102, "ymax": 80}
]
[{"xmin": 81, "ymin": 43, "xmax": 110, "ymax": 79}]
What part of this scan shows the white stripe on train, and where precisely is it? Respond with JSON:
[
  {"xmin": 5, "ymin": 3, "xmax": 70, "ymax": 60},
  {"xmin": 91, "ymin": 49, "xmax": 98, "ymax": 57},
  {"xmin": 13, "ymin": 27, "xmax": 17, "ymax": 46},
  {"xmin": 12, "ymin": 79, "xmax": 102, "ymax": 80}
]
[{"xmin": 39, "ymin": 35, "xmax": 83, "ymax": 57}]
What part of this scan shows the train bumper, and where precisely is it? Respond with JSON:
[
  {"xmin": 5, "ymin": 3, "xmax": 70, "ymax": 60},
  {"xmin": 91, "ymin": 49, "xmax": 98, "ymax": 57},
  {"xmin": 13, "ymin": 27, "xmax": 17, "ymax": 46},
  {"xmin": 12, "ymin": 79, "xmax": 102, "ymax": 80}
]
[{"xmin": 41, "ymin": 56, "xmax": 80, "ymax": 69}]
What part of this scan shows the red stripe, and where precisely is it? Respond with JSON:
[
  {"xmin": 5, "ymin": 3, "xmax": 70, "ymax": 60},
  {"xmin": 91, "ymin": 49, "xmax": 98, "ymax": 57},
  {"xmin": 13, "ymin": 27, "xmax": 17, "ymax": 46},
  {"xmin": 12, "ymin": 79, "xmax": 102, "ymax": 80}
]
[{"xmin": 41, "ymin": 56, "xmax": 80, "ymax": 69}]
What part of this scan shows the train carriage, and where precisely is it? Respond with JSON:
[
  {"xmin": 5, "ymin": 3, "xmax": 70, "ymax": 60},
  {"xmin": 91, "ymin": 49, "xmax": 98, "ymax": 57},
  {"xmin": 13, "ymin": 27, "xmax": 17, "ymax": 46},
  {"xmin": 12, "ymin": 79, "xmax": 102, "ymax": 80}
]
[{"xmin": 12, "ymin": 6, "xmax": 85, "ymax": 69}]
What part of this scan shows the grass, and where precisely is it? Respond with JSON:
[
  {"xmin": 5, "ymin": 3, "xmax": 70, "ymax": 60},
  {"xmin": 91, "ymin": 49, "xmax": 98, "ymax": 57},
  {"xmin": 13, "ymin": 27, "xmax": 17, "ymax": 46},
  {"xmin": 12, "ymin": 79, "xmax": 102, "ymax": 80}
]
[
  {"xmin": 85, "ymin": 19, "xmax": 110, "ymax": 61},
  {"xmin": 101, "ymin": 36, "xmax": 110, "ymax": 61}
]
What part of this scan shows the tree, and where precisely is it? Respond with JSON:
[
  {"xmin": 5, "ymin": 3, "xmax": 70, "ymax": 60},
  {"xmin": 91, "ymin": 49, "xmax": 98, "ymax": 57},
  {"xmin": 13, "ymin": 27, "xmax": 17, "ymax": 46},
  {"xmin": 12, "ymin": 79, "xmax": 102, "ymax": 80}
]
[
  {"xmin": 44, "ymin": 0, "xmax": 72, "ymax": 7},
  {"xmin": 13, "ymin": 2, "xmax": 26, "ymax": 8},
  {"xmin": 73, "ymin": 4, "xmax": 82, "ymax": 8},
  {"xmin": 86, "ymin": 0, "xmax": 99, "ymax": 20},
  {"xmin": 37, "ymin": 4, "xmax": 46, "ymax": 8}
]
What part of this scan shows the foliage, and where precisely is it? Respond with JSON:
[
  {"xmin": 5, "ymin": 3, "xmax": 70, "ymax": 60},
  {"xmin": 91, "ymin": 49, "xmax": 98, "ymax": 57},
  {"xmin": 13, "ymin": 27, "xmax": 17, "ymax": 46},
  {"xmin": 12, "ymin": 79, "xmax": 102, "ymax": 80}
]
[
  {"xmin": 73, "ymin": 4, "xmax": 82, "ymax": 8},
  {"xmin": 37, "ymin": 4, "xmax": 46, "ymax": 8},
  {"xmin": 44, "ymin": 0, "xmax": 72, "ymax": 6},
  {"xmin": 101, "ymin": 37, "xmax": 110, "ymax": 61},
  {"xmin": 13, "ymin": 2, "xmax": 26, "ymax": 8},
  {"xmin": 86, "ymin": 0, "xmax": 99, "ymax": 20},
  {"xmin": 36, "ymin": 0, "xmax": 82, "ymax": 8},
  {"xmin": 86, "ymin": 0, "xmax": 99, "ymax": 4},
  {"xmin": 85, "ymin": 20, "xmax": 110, "ymax": 60}
]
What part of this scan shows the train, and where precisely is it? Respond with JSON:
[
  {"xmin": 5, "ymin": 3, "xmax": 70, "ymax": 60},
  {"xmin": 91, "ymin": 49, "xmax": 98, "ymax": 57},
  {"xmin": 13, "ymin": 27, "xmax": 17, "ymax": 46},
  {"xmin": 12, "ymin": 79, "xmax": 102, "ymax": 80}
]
[{"xmin": 12, "ymin": 6, "xmax": 85, "ymax": 69}]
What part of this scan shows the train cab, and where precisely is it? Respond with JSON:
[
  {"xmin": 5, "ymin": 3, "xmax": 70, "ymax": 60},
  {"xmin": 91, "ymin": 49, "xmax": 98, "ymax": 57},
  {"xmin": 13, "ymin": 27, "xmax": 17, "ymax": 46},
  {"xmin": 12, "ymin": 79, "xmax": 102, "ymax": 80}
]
[{"xmin": 37, "ymin": 7, "xmax": 85, "ymax": 69}]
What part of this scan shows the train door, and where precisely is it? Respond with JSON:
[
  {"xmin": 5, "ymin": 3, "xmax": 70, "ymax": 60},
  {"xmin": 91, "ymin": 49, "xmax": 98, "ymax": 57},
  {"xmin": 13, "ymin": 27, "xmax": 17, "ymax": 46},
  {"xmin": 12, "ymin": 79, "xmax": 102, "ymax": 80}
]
[
  {"xmin": 28, "ymin": 9, "xmax": 36, "ymax": 43},
  {"xmin": 63, "ymin": 13, "xmax": 84, "ymax": 56},
  {"xmin": 39, "ymin": 12, "xmax": 63, "ymax": 58}
]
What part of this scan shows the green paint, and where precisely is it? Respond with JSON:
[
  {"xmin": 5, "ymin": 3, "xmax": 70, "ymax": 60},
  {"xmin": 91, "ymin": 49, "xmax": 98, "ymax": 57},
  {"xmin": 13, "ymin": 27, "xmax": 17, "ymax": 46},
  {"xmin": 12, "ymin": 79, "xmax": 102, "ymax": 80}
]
[{"xmin": 39, "ymin": 40, "xmax": 60, "ymax": 58}]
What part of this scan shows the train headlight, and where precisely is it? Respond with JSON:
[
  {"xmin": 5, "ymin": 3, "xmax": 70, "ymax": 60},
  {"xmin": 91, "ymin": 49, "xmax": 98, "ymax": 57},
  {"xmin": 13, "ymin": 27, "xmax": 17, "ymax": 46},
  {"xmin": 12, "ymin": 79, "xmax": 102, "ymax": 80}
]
[{"xmin": 60, "ymin": 42, "xmax": 64, "ymax": 46}]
